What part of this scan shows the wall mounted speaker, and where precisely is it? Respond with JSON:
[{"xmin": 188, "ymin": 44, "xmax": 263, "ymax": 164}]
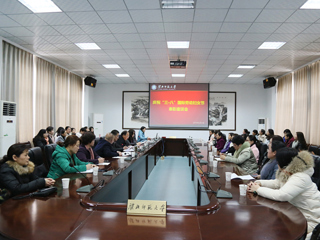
[
  {"xmin": 84, "ymin": 76, "xmax": 97, "ymax": 88},
  {"xmin": 263, "ymin": 77, "xmax": 276, "ymax": 89}
]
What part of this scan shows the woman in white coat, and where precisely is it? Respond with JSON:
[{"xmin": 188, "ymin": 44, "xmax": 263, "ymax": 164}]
[{"xmin": 248, "ymin": 148, "xmax": 320, "ymax": 239}]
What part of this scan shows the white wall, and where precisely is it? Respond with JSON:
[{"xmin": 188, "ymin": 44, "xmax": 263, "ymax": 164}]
[{"xmin": 85, "ymin": 83, "xmax": 274, "ymax": 140}]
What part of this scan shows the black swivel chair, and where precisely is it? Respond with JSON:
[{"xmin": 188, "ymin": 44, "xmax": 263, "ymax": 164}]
[
  {"xmin": 28, "ymin": 147, "xmax": 48, "ymax": 177},
  {"xmin": 258, "ymin": 143, "xmax": 268, "ymax": 166},
  {"xmin": 311, "ymin": 224, "xmax": 320, "ymax": 240},
  {"xmin": 43, "ymin": 144, "xmax": 57, "ymax": 170}
]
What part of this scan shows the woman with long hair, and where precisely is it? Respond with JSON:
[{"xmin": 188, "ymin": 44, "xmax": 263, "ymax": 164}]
[
  {"xmin": 0, "ymin": 144, "xmax": 55, "ymax": 197},
  {"xmin": 246, "ymin": 135, "xmax": 260, "ymax": 163},
  {"xmin": 33, "ymin": 129, "xmax": 52, "ymax": 148},
  {"xmin": 292, "ymin": 132, "xmax": 308, "ymax": 151}
]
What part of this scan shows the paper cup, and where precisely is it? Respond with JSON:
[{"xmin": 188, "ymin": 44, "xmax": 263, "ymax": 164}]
[
  {"xmin": 62, "ymin": 178, "xmax": 70, "ymax": 188},
  {"xmin": 225, "ymin": 172, "xmax": 232, "ymax": 181},
  {"xmin": 93, "ymin": 167, "xmax": 99, "ymax": 176},
  {"xmin": 239, "ymin": 184, "xmax": 248, "ymax": 196},
  {"xmin": 132, "ymin": 152, "xmax": 135, "ymax": 158},
  {"xmin": 209, "ymin": 155, "xmax": 214, "ymax": 161},
  {"xmin": 213, "ymin": 160, "xmax": 218, "ymax": 168}
]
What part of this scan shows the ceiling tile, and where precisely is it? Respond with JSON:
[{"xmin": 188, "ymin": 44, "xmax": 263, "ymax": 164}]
[
  {"xmin": 255, "ymin": 9, "xmax": 296, "ymax": 23},
  {"xmin": 53, "ymin": 25, "xmax": 85, "ymax": 35},
  {"xmin": 216, "ymin": 33, "xmax": 244, "ymax": 42},
  {"xmin": 79, "ymin": 24, "xmax": 110, "ymax": 34},
  {"xmin": 0, "ymin": 15, "xmax": 20, "ymax": 27},
  {"xmin": 114, "ymin": 34, "xmax": 141, "ymax": 42},
  {"xmin": 164, "ymin": 23, "xmax": 192, "ymax": 33},
  {"xmin": 54, "ymin": 0, "xmax": 94, "ymax": 12},
  {"xmin": 194, "ymin": 9, "xmax": 228, "ymax": 22},
  {"xmin": 124, "ymin": 0, "xmax": 160, "ymax": 9},
  {"xmin": 136, "ymin": 23, "xmax": 164, "ymax": 33},
  {"xmin": 8, "ymin": 14, "xmax": 47, "ymax": 26},
  {"xmin": 37, "ymin": 13, "xmax": 75, "ymax": 25},
  {"xmin": 107, "ymin": 23, "xmax": 137, "ymax": 33},
  {"xmin": 98, "ymin": 11, "xmax": 132, "ymax": 23},
  {"xmin": 140, "ymin": 33, "xmax": 166, "ymax": 42},
  {"xmin": 130, "ymin": 10, "xmax": 163, "ymax": 23},
  {"xmin": 67, "ymin": 12, "xmax": 103, "ymax": 24},
  {"xmin": 2, "ymin": 27, "xmax": 34, "ymax": 37},
  {"xmin": 225, "ymin": 9, "xmax": 262, "ymax": 22},
  {"xmin": 231, "ymin": 0, "xmax": 269, "ymax": 8},
  {"xmin": 247, "ymin": 23, "xmax": 282, "ymax": 33},
  {"xmin": 196, "ymin": 0, "xmax": 232, "ymax": 8},
  {"xmin": 88, "ymin": 0, "xmax": 127, "ymax": 10},
  {"xmin": 162, "ymin": 9, "xmax": 194, "ymax": 22},
  {"xmin": 220, "ymin": 23, "xmax": 251, "ymax": 33},
  {"xmin": 27, "ymin": 26, "xmax": 60, "ymax": 36}
]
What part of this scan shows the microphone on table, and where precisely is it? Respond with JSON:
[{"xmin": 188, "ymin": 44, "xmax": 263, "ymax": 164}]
[{"xmin": 69, "ymin": 163, "xmax": 94, "ymax": 193}]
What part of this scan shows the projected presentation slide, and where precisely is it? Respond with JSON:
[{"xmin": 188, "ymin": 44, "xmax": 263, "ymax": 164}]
[{"xmin": 149, "ymin": 83, "xmax": 209, "ymax": 129}]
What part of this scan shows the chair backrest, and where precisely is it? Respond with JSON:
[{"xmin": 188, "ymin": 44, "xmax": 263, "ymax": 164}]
[
  {"xmin": 309, "ymin": 145, "xmax": 320, "ymax": 156},
  {"xmin": 94, "ymin": 137, "xmax": 100, "ymax": 147},
  {"xmin": 28, "ymin": 147, "xmax": 43, "ymax": 166},
  {"xmin": 258, "ymin": 143, "xmax": 268, "ymax": 166},
  {"xmin": 311, "ymin": 222, "xmax": 320, "ymax": 240},
  {"xmin": 43, "ymin": 143, "xmax": 57, "ymax": 170}
]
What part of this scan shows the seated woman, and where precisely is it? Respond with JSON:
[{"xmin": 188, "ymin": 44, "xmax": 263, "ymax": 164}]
[
  {"xmin": 220, "ymin": 135, "xmax": 258, "ymax": 174},
  {"xmin": 292, "ymin": 131, "xmax": 308, "ymax": 151},
  {"xmin": 252, "ymin": 129, "xmax": 258, "ymax": 139},
  {"xmin": 47, "ymin": 135, "xmax": 95, "ymax": 179},
  {"xmin": 55, "ymin": 128, "xmax": 67, "ymax": 144},
  {"xmin": 94, "ymin": 133, "xmax": 122, "ymax": 158},
  {"xmin": 33, "ymin": 129, "xmax": 53, "ymax": 149},
  {"xmin": 215, "ymin": 132, "xmax": 226, "ymax": 152},
  {"xmin": 246, "ymin": 135, "xmax": 260, "ymax": 163},
  {"xmin": 220, "ymin": 133, "xmax": 233, "ymax": 154},
  {"xmin": 266, "ymin": 129, "xmax": 274, "ymax": 145},
  {"xmin": 258, "ymin": 129, "xmax": 267, "ymax": 143},
  {"xmin": 208, "ymin": 130, "xmax": 214, "ymax": 143},
  {"xmin": 248, "ymin": 148, "xmax": 320, "ymax": 239},
  {"xmin": 128, "ymin": 129, "xmax": 137, "ymax": 145},
  {"xmin": 77, "ymin": 132, "xmax": 104, "ymax": 164},
  {"xmin": 137, "ymin": 126, "xmax": 151, "ymax": 142},
  {"xmin": 284, "ymin": 131, "xmax": 295, "ymax": 147},
  {"xmin": 242, "ymin": 129, "xmax": 250, "ymax": 140},
  {"xmin": 0, "ymin": 144, "xmax": 55, "ymax": 197}
]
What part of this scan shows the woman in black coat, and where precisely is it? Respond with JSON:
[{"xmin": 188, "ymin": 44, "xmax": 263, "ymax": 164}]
[
  {"xmin": 0, "ymin": 144, "xmax": 55, "ymax": 197},
  {"xmin": 33, "ymin": 129, "xmax": 52, "ymax": 149}
]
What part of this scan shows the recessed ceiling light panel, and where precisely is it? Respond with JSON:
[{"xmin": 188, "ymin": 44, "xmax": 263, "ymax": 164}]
[
  {"xmin": 167, "ymin": 41, "xmax": 190, "ymax": 49},
  {"xmin": 258, "ymin": 42, "xmax": 286, "ymax": 49},
  {"xmin": 75, "ymin": 43, "xmax": 101, "ymax": 50},
  {"xmin": 238, "ymin": 65, "xmax": 256, "ymax": 69},
  {"xmin": 301, "ymin": 0, "xmax": 320, "ymax": 9},
  {"xmin": 18, "ymin": 0, "xmax": 62, "ymax": 13},
  {"xmin": 103, "ymin": 64, "xmax": 121, "ymax": 69},
  {"xmin": 161, "ymin": 0, "xmax": 195, "ymax": 9},
  {"xmin": 115, "ymin": 74, "xmax": 130, "ymax": 77},
  {"xmin": 228, "ymin": 74, "xmax": 243, "ymax": 78},
  {"xmin": 172, "ymin": 74, "xmax": 185, "ymax": 77}
]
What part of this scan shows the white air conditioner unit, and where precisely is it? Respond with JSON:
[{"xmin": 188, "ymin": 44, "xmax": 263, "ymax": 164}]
[
  {"xmin": 0, "ymin": 101, "xmax": 17, "ymax": 157},
  {"xmin": 92, "ymin": 113, "xmax": 104, "ymax": 138},
  {"xmin": 258, "ymin": 118, "xmax": 268, "ymax": 132}
]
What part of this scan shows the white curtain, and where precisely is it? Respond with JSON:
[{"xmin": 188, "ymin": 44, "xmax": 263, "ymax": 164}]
[
  {"xmin": 275, "ymin": 73, "xmax": 292, "ymax": 136},
  {"xmin": 2, "ymin": 41, "xmax": 33, "ymax": 142}
]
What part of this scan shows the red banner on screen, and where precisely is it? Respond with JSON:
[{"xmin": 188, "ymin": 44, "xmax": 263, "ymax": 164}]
[{"xmin": 149, "ymin": 84, "xmax": 208, "ymax": 128}]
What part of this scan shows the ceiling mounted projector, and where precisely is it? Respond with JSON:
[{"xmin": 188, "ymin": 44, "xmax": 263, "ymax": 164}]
[{"xmin": 170, "ymin": 60, "xmax": 186, "ymax": 69}]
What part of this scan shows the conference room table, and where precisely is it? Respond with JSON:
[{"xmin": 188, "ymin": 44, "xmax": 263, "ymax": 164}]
[{"xmin": 0, "ymin": 138, "xmax": 307, "ymax": 240}]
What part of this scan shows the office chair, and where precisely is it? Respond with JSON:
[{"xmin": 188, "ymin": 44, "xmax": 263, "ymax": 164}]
[{"xmin": 311, "ymin": 223, "xmax": 320, "ymax": 240}]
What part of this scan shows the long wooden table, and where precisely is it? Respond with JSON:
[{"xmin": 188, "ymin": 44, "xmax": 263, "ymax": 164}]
[{"xmin": 0, "ymin": 138, "xmax": 307, "ymax": 240}]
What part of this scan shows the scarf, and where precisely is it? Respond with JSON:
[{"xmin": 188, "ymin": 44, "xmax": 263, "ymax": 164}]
[{"xmin": 85, "ymin": 145, "xmax": 94, "ymax": 160}]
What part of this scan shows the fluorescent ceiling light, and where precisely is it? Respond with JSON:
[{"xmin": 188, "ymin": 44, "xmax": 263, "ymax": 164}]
[
  {"xmin": 18, "ymin": 0, "xmax": 62, "ymax": 13},
  {"xmin": 161, "ymin": 0, "xmax": 195, "ymax": 9},
  {"xmin": 167, "ymin": 41, "xmax": 190, "ymax": 49},
  {"xmin": 75, "ymin": 43, "xmax": 101, "ymax": 50},
  {"xmin": 172, "ymin": 74, "xmax": 185, "ymax": 77},
  {"xmin": 238, "ymin": 65, "xmax": 256, "ymax": 69},
  {"xmin": 115, "ymin": 74, "xmax": 130, "ymax": 77},
  {"xmin": 228, "ymin": 74, "xmax": 243, "ymax": 78},
  {"xmin": 301, "ymin": 0, "xmax": 320, "ymax": 9},
  {"xmin": 103, "ymin": 64, "xmax": 120, "ymax": 69},
  {"xmin": 258, "ymin": 42, "xmax": 286, "ymax": 49}
]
